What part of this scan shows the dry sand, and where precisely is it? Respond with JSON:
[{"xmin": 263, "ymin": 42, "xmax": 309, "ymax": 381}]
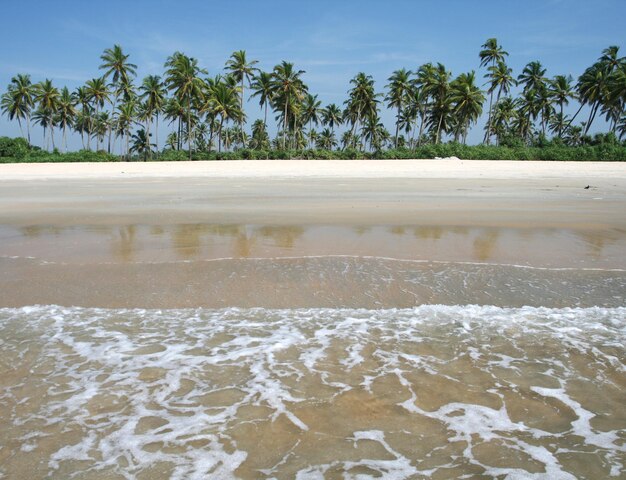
[{"xmin": 1, "ymin": 158, "xmax": 626, "ymax": 180}]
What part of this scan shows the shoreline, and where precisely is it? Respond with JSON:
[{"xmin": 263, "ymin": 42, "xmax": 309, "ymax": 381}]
[{"xmin": 2, "ymin": 158, "xmax": 626, "ymax": 180}]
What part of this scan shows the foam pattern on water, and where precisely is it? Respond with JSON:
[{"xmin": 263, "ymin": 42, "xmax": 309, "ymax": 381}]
[{"xmin": 0, "ymin": 305, "xmax": 625, "ymax": 479}]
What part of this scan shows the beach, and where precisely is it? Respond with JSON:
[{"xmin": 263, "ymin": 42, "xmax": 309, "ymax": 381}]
[{"xmin": 1, "ymin": 159, "xmax": 625, "ymax": 478}]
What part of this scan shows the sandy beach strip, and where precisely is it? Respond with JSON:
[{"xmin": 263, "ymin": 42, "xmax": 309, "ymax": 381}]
[{"xmin": 1, "ymin": 158, "xmax": 626, "ymax": 180}]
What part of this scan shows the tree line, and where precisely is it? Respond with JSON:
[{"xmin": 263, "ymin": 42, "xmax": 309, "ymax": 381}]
[{"xmin": 1, "ymin": 39, "xmax": 625, "ymax": 160}]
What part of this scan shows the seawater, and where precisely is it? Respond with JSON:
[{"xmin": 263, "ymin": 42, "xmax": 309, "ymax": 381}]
[{"xmin": 1, "ymin": 304, "xmax": 624, "ymax": 479}]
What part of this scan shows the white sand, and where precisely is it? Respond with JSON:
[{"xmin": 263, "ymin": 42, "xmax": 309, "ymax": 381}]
[{"xmin": 1, "ymin": 159, "xmax": 626, "ymax": 180}]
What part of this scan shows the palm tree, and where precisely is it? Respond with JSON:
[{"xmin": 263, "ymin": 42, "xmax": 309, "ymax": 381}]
[
  {"xmin": 345, "ymin": 72, "xmax": 379, "ymax": 148},
  {"xmin": 206, "ymin": 81, "xmax": 243, "ymax": 152},
  {"xmin": 250, "ymin": 119, "xmax": 270, "ymax": 150},
  {"xmin": 56, "ymin": 87, "xmax": 77, "ymax": 152},
  {"xmin": 271, "ymin": 61, "xmax": 307, "ymax": 149},
  {"xmin": 130, "ymin": 128, "xmax": 155, "ymax": 160},
  {"xmin": 2, "ymin": 74, "xmax": 35, "ymax": 143},
  {"xmin": 549, "ymin": 75, "xmax": 575, "ymax": 138},
  {"xmin": 386, "ymin": 68, "xmax": 412, "ymax": 147},
  {"xmin": 316, "ymin": 128, "xmax": 337, "ymax": 150},
  {"xmin": 116, "ymin": 101, "xmax": 136, "ymax": 159},
  {"xmin": 484, "ymin": 61, "xmax": 515, "ymax": 143},
  {"xmin": 491, "ymin": 96, "xmax": 517, "ymax": 144},
  {"xmin": 34, "ymin": 79, "xmax": 60, "ymax": 150},
  {"xmin": 518, "ymin": 61, "xmax": 547, "ymax": 93},
  {"xmin": 74, "ymin": 86, "xmax": 92, "ymax": 150},
  {"xmin": 301, "ymin": 93, "xmax": 321, "ymax": 148},
  {"xmin": 250, "ymin": 71, "xmax": 274, "ymax": 130},
  {"xmin": 140, "ymin": 75, "xmax": 166, "ymax": 158},
  {"xmin": 479, "ymin": 39, "xmax": 508, "ymax": 144},
  {"xmin": 100, "ymin": 45, "xmax": 137, "ymax": 87},
  {"xmin": 450, "ymin": 71, "xmax": 485, "ymax": 143},
  {"xmin": 164, "ymin": 52, "xmax": 206, "ymax": 159},
  {"xmin": 422, "ymin": 63, "xmax": 452, "ymax": 144},
  {"xmin": 321, "ymin": 103, "xmax": 342, "ymax": 138},
  {"xmin": 100, "ymin": 45, "xmax": 137, "ymax": 153},
  {"xmin": 225, "ymin": 50, "xmax": 258, "ymax": 127},
  {"xmin": 85, "ymin": 77, "xmax": 110, "ymax": 121}
]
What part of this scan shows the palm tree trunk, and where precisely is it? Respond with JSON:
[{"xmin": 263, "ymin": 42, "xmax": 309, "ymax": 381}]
[
  {"xmin": 188, "ymin": 97, "xmax": 192, "ymax": 161},
  {"xmin": 484, "ymin": 89, "xmax": 494, "ymax": 144},
  {"xmin": 50, "ymin": 124, "xmax": 56, "ymax": 151},
  {"xmin": 63, "ymin": 124, "xmax": 67, "ymax": 153},
  {"xmin": 108, "ymin": 95, "xmax": 117, "ymax": 154},
  {"xmin": 263, "ymin": 102, "xmax": 268, "ymax": 130},
  {"xmin": 17, "ymin": 118, "xmax": 25, "ymax": 140},
  {"xmin": 436, "ymin": 114, "xmax": 444, "ymax": 144},
  {"xmin": 218, "ymin": 116, "xmax": 224, "ymax": 153},
  {"xmin": 26, "ymin": 113, "xmax": 31, "ymax": 145},
  {"xmin": 283, "ymin": 100, "xmax": 288, "ymax": 150},
  {"xmin": 395, "ymin": 105, "xmax": 400, "ymax": 148},
  {"xmin": 155, "ymin": 113, "xmax": 159, "ymax": 159}
]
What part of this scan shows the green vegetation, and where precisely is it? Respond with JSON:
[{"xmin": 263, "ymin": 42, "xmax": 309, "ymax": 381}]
[{"xmin": 1, "ymin": 40, "xmax": 625, "ymax": 162}]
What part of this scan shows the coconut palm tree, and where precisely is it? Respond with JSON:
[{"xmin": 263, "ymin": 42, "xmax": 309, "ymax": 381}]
[
  {"xmin": 316, "ymin": 128, "xmax": 337, "ymax": 150},
  {"xmin": 250, "ymin": 71, "xmax": 274, "ymax": 130},
  {"xmin": 130, "ymin": 128, "xmax": 155, "ymax": 160},
  {"xmin": 479, "ymin": 39, "xmax": 508, "ymax": 144},
  {"xmin": 422, "ymin": 63, "xmax": 452, "ymax": 143},
  {"xmin": 548, "ymin": 75, "xmax": 575, "ymax": 138},
  {"xmin": 116, "ymin": 101, "xmax": 136, "ymax": 159},
  {"xmin": 1, "ymin": 74, "xmax": 35, "ymax": 143},
  {"xmin": 518, "ymin": 61, "xmax": 547, "ymax": 93},
  {"xmin": 206, "ymin": 81, "xmax": 243, "ymax": 152},
  {"xmin": 225, "ymin": 50, "xmax": 258, "ymax": 127},
  {"xmin": 386, "ymin": 68, "xmax": 412, "ymax": 147},
  {"xmin": 100, "ymin": 45, "xmax": 137, "ymax": 153},
  {"xmin": 345, "ymin": 72, "xmax": 379, "ymax": 148},
  {"xmin": 301, "ymin": 93, "xmax": 321, "ymax": 148},
  {"xmin": 139, "ymin": 75, "xmax": 166, "ymax": 158},
  {"xmin": 271, "ymin": 61, "xmax": 307, "ymax": 149},
  {"xmin": 250, "ymin": 119, "xmax": 270, "ymax": 150},
  {"xmin": 34, "ymin": 79, "xmax": 60, "ymax": 150},
  {"xmin": 321, "ymin": 103, "xmax": 342, "ymax": 138},
  {"xmin": 163, "ymin": 97, "xmax": 185, "ymax": 150},
  {"xmin": 164, "ymin": 52, "xmax": 206, "ymax": 159},
  {"xmin": 85, "ymin": 77, "xmax": 110, "ymax": 121},
  {"xmin": 56, "ymin": 87, "xmax": 77, "ymax": 152},
  {"xmin": 450, "ymin": 71, "xmax": 485, "ymax": 143},
  {"xmin": 484, "ymin": 61, "xmax": 515, "ymax": 143}
]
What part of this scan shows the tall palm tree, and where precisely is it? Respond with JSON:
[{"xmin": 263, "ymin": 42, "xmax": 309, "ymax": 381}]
[
  {"xmin": 206, "ymin": 81, "xmax": 243, "ymax": 152},
  {"xmin": 321, "ymin": 103, "xmax": 342, "ymax": 138},
  {"xmin": 484, "ymin": 61, "xmax": 515, "ymax": 143},
  {"xmin": 56, "ymin": 87, "xmax": 77, "ymax": 152},
  {"xmin": 386, "ymin": 68, "xmax": 412, "ymax": 147},
  {"xmin": 422, "ymin": 63, "xmax": 452, "ymax": 143},
  {"xmin": 479, "ymin": 38, "xmax": 508, "ymax": 144},
  {"xmin": 116, "ymin": 100, "xmax": 136, "ymax": 159},
  {"xmin": 250, "ymin": 71, "xmax": 274, "ymax": 129},
  {"xmin": 225, "ymin": 50, "xmax": 258, "ymax": 127},
  {"xmin": 100, "ymin": 45, "xmax": 137, "ymax": 87},
  {"xmin": 345, "ymin": 72, "xmax": 379, "ymax": 148},
  {"xmin": 450, "ymin": 71, "xmax": 485, "ymax": 143},
  {"xmin": 85, "ymin": 77, "xmax": 110, "ymax": 121},
  {"xmin": 140, "ymin": 75, "xmax": 166, "ymax": 158},
  {"xmin": 518, "ymin": 61, "xmax": 547, "ymax": 93},
  {"xmin": 549, "ymin": 75, "xmax": 575, "ymax": 138},
  {"xmin": 301, "ymin": 93, "xmax": 321, "ymax": 148},
  {"xmin": 100, "ymin": 45, "xmax": 137, "ymax": 153},
  {"xmin": 164, "ymin": 52, "xmax": 206, "ymax": 159},
  {"xmin": 2, "ymin": 74, "xmax": 35, "ymax": 143},
  {"xmin": 34, "ymin": 79, "xmax": 60, "ymax": 150},
  {"xmin": 271, "ymin": 61, "xmax": 307, "ymax": 149},
  {"xmin": 74, "ymin": 86, "xmax": 92, "ymax": 150}
]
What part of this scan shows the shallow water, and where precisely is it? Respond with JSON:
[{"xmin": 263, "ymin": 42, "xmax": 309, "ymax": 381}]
[
  {"xmin": 0, "ymin": 305, "xmax": 624, "ymax": 479},
  {"xmin": 1, "ymin": 220, "xmax": 625, "ymax": 478}
]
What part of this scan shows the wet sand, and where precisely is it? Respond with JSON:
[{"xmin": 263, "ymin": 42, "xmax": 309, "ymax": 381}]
[{"xmin": 1, "ymin": 160, "xmax": 626, "ymax": 308}]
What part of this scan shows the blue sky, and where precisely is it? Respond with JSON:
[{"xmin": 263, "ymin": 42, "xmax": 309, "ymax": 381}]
[{"xmin": 1, "ymin": 0, "xmax": 625, "ymax": 148}]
